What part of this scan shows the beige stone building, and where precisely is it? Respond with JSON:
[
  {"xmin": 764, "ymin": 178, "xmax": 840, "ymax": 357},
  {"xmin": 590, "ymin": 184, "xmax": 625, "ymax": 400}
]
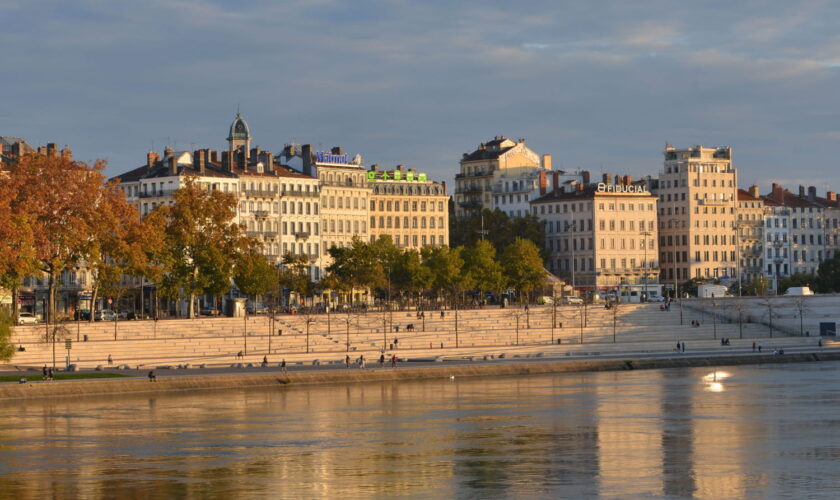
[
  {"xmin": 736, "ymin": 187, "xmax": 765, "ymax": 285},
  {"xmin": 308, "ymin": 146, "xmax": 370, "ymax": 259},
  {"xmin": 657, "ymin": 145, "xmax": 738, "ymax": 293},
  {"xmin": 367, "ymin": 165, "xmax": 449, "ymax": 249},
  {"xmin": 531, "ymin": 178, "xmax": 661, "ymax": 302},
  {"xmin": 454, "ymin": 136, "xmax": 551, "ymax": 218}
]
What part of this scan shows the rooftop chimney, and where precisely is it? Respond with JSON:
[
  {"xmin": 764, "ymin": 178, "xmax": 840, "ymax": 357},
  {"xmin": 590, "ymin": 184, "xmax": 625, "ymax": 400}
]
[
  {"xmin": 539, "ymin": 170, "xmax": 547, "ymax": 195},
  {"xmin": 209, "ymin": 150, "xmax": 218, "ymax": 163},
  {"xmin": 221, "ymin": 151, "xmax": 233, "ymax": 172},
  {"xmin": 799, "ymin": 185, "xmax": 805, "ymax": 197},
  {"xmin": 542, "ymin": 154, "xmax": 552, "ymax": 171},
  {"xmin": 168, "ymin": 156, "xmax": 178, "ymax": 176},
  {"xmin": 302, "ymin": 144, "xmax": 314, "ymax": 177},
  {"xmin": 331, "ymin": 146, "xmax": 344, "ymax": 155},
  {"xmin": 46, "ymin": 143, "xmax": 57, "ymax": 157},
  {"xmin": 808, "ymin": 186, "xmax": 817, "ymax": 200},
  {"xmin": 60, "ymin": 146, "xmax": 72, "ymax": 160},
  {"xmin": 623, "ymin": 175, "xmax": 631, "ymax": 186},
  {"xmin": 603, "ymin": 173, "xmax": 612, "ymax": 184},
  {"xmin": 749, "ymin": 185, "xmax": 760, "ymax": 199},
  {"xmin": 147, "ymin": 151, "xmax": 159, "ymax": 169},
  {"xmin": 553, "ymin": 171, "xmax": 560, "ymax": 194},
  {"xmin": 581, "ymin": 170, "xmax": 590, "ymax": 184},
  {"xmin": 194, "ymin": 149, "xmax": 207, "ymax": 175},
  {"xmin": 827, "ymin": 191, "xmax": 836, "ymax": 202}
]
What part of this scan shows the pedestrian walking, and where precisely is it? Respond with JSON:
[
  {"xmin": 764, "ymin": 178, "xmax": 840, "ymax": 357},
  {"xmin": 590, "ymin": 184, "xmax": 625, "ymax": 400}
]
[
  {"xmin": 262, "ymin": 355, "xmax": 268, "ymax": 367},
  {"xmin": 758, "ymin": 343, "xmax": 762, "ymax": 353},
  {"xmin": 42, "ymin": 365, "xmax": 47, "ymax": 379},
  {"xmin": 47, "ymin": 367, "xmax": 54, "ymax": 381},
  {"xmin": 281, "ymin": 359, "xmax": 287, "ymax": 374},
  {"xmin": 379, "ymin": 354, "xmax": 385, "ymax": 367},
  {"xmin": 345, "ymin": 354, "xmax": 350, "ymax": 368},
  {"xmin": 391, "ymin": 354, "xmax": 397, "ymax": 367},
  {"xmin": 676, "ymin": 342, "xmax": 681, "ymax": 352},
  {"xmin": 107, "ymin": 354, "xmax": 113, "ymax": 365},
  {"xmin": 359, "ymin": 355, "xmax": 366, "ymax": 369},
  {"xmin": 681, "ymin": 342, "xmax": 685, "ymax": 353},
  {"xmin": 148, "ymin": 370, "xmax": 157, "ymax": 382},
  {"xmin": 440, "ymin": 309, "xmax": 445, "ymax": 319}
]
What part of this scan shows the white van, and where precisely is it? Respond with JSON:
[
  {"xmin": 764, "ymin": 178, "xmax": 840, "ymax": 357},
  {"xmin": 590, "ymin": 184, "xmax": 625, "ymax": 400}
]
[{"xmin": 784, "ymin": 286, "xmax": 814, "ymax": 296}]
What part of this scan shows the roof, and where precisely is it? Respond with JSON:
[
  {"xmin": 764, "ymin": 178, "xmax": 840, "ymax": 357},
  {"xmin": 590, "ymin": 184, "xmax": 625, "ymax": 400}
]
[
  {"xmin": 762, "ymin": 189, "xmax": 821, "ymax": 209},
  {"xmin": 737, "ymin": 189, "xmax": 761, "ymax": 202},
  {"xmin": 110, "ymin": 161, "xmax": 314, "ymax": 183},
  {"xmin": 227, "ymin": 112, "xmax": 250, "ymax": 141}
]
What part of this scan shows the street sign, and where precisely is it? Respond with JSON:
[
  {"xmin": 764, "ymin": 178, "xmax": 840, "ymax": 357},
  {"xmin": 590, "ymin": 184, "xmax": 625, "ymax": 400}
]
[{"xmin": 65, "ymin": 339, "xmax": 72, "ymax": 350}]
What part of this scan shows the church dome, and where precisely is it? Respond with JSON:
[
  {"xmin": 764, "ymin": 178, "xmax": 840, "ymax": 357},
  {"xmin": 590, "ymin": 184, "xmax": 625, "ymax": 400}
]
[{"xmin": 227, "ymin": 112, "xmax": 250, "ymax": 141}]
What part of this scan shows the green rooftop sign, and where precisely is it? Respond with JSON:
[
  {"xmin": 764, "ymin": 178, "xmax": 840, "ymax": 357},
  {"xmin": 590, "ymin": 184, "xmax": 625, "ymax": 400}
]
[{"xmin": 367, "ymin": 170, "xmax": 428, "ymax": 182}]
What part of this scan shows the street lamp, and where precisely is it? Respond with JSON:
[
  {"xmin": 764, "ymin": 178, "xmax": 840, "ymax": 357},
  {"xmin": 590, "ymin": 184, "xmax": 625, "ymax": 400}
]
[
  {"xmin": 641, "ymin": 230, "xmax": 652, "ymax": 302},
  {"xmin": 565, "ymin": 221, "xmax": 577, "ymax": 294},
  {"xmin": 667, "ymin": 218, "xmax": 681, "ymax": 300}
]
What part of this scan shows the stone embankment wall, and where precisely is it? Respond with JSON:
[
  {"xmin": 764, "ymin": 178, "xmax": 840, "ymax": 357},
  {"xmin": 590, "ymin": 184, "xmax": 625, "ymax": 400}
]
[{"xmin": 2, "ymin": 352, "xmax": 838, "ymax": 401}]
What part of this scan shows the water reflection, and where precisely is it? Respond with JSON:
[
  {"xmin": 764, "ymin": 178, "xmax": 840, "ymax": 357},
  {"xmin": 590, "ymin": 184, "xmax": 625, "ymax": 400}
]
[{"xmin": 1, "ymin": 363, "xmax": 839, "ymax": 499}]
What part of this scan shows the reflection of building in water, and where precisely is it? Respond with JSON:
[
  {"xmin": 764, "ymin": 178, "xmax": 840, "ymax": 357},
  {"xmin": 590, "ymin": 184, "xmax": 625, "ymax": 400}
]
[
  {"xmin": 596, "ymin": 371, "xmax": 663, "ymax": 497},
  {"xmin": 661, "ymin": 372, "xmax": 697, "ymax": 498}
]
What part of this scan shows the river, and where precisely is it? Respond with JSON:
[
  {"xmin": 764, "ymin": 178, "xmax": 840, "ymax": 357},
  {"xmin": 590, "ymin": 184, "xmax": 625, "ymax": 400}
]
[{"xmin": 1, "ymin": 362, "xmax": 839, "ymax": 499}]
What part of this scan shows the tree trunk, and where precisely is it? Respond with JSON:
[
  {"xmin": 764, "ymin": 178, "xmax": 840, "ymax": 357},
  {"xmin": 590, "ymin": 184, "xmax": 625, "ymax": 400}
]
[
  {"xmin": 90, "ymin": 285, "xmax": 99, "ymax": 323},
  {"xmin": 188, "ymin": 293, "xmax": 195, "ymax": 319}
]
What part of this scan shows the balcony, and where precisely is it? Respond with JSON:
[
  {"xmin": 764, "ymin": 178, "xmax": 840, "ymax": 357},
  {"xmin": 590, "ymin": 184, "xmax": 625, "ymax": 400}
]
[
  {"xmin": 455, "ymin": 171, "xmax": 492, "ymax": 179},
  {"xmin": 282, "ymin": 189, "xmax": 319, "ymax": 197},
  {"xmin": 458, "ymin": 200, "xmax": 482, "ymax": 209},
  {"xmin": 138, "ymin": 189, "xmax": 176, "ymax": 199},
  {"xmin": 697, "ymin": 199, "xmax": 729, "ymax": 206},
  {"xmin": 253, "ymin": 210, "xmax": 270, "ymax": 218},
  {"xmin": 295, "ymin": 231, "xmax": 310, "ymax": 240},
  {"xmin": 246, "ymin": 231, "xmax": 277, "ymax": 239},
  {"xmin": 243, "ymin": 189, "xmax": 276, "ymax": 197},
  {"xmin": 455, "ymin": 187, "xmax": 483, "ymax": 195}
]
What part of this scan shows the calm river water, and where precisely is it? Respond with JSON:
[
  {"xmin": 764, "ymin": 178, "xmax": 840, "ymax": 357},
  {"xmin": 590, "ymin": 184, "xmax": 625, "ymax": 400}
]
[{"xmin": 1, "ymin": 363, "xmax": 839, "ymax": 499}]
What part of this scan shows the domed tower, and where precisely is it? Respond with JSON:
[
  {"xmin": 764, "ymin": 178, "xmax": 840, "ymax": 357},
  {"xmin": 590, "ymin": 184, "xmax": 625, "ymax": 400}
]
[{"xmin": 227, "ymin": 111, "xmax": 251, "ymax": 159}]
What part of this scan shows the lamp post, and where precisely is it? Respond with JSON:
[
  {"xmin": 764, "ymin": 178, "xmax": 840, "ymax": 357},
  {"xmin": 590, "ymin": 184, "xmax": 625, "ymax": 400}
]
[
  {"xmin": 641, "ymin": 231, "xmax": 651, "ymax": 302},
  {"xmin": 734, "ymin": 220, "xmax": 743, "ymax": 296},
  {"xmin": 668, "ymin": 218, "xmax": 681, "ymax": 301},
  {"xmin": 566, "ymin": 221, "xmax": 577, "ymax": 295}
]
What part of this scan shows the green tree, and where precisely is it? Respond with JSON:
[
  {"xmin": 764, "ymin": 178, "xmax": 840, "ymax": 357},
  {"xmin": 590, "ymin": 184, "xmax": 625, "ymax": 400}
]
[
  {"xmin": 391, "ymin": 249, "xmax": 433, "ymax": 306},
  {"xmin": 501, "ymin": 238, "xmax": 546, "ymax": 303},
  {"xmin": 450, "ymin": 209, "xmax": 546, "ymax": 258},
  {"xmin": 279, "ymin": 253, "xmax": 314, "ymax": 306},
  {"xmin": 234, "ymin": 247, "xmax": 278, "ymax": 302},
  {"xmin": 746, "ymin": 276, "xmax": 770, "ymax": 296},
  {"xmin": 815, "ymin": 253, "xmax": 840, "ymax": 293},
  {"xmin": 326, "ymin": 237, "xmax": 386, "ymax": 296},
  {"xmin": 463, "ymin": 240, "xmax": 506, "ymax": 300},
  {"xmin": 154, "ymin": 178, "xmax": 248, "ymax": 318},
  {"xmin": 0, "ymin": 308, "xmax": 15, "ymax": 362},
  {"xmin": 422, "ymin": 246, "xmax": 470, "ymax": 303}
]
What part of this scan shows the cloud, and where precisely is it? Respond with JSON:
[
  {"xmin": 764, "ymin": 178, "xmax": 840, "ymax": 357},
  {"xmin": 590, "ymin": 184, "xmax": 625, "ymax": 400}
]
[{"xmin": 1, "ymin": 0, "xmax": 840, "ymax": 190}]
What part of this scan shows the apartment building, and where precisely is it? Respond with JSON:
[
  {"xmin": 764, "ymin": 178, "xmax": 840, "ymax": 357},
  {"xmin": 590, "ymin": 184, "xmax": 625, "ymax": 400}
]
[
  {"xmin": 656, "ymin": 145, "xmax": 738, "ymax": 292},
  {"xmin": 454, "ymin": 136, "xmax": 551, "ymax": 218},
  {"xmin": 736, "ymin": 187, "xmax": 765, "ymax": 284},
  {"xmin": 367, "ymin": 165, "xmax": 449, "ymax": 249},
  {"xmin": 531, "ymin": 176, "xmax": 661, "ymax": 302}
]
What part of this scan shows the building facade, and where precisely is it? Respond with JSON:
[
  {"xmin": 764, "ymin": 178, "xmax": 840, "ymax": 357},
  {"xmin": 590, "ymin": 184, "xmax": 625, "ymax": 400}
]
[
  {"xmin": 736, "ymin": 187, "xmax": 765, "ymax": 285},
  {"xmin": 454, "ymin": 136, "xmax": 551, "ymax": 218},
  {"xmin": 656, "ymin": 145, "xmax": 738, "ymax": 292},
  {"xmin": 367, "ymin": 165, "xmax": 449, "ymax": 249},
  {"xmin": 531, "ymin": 178, "xmax": 661, "ymax": 302}
]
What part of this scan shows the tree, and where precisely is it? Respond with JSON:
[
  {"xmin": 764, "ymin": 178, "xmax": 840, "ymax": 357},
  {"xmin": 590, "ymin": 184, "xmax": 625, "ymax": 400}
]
[
  {"xmin": 422, "ymin": 246, "xmax": 469, "ymax": 304},
  {"xmin": 463, "ymin": 240, "xmax": 507, "ymax": 302},
  {"xmin": 279, "ymin": 253, "xmax": 314, "ymax": 306},
  {"xmin": 450, "ymin": 208, "xmax": 546, "ymax": 258},
  {"xmin": 0, "ymin": 308, "xmax": 15, "ymax": 362},
  {"xmin": 326, "ymin": 237, "xmax": 387, "ymax": 300},
  {"xmin": 4, "ymin": 153, "xmax": 107, "ymax": 324},
  {"xmin": 391, "ymin": 249, "xmax": 432, "ymax": 306},
  {"xmin": 154, "ymin": 178, "xmax": 248, "ymax": 318},
  {"xmin": 234, "ymin": 247, "xmax": 277, "ymax": 303},
  {"xmin": 815, "ymin": 253, "xmax": 840, "ymax": 293},
  {"xmin": 746, "ymin": 276, "xmax": 770, "ymax": 296},
  {"xmin": 87, "ymin": 181, "xmax": 159, "ymax": 321},
  {"xmin": 501, "ymin": 238, "xmax": 546, "ymax": 303}
]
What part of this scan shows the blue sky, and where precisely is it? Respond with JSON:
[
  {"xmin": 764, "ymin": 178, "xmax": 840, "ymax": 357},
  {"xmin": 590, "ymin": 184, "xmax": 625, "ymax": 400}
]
[{"xmin": 2, "ymin": 0, "xmax": 840, "ymax": 193}]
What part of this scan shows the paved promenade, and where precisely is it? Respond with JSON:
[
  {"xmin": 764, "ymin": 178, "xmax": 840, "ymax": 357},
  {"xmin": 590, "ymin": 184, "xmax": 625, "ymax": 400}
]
[{"xmin": 6, "ymin": 301, "xmax": 838, "ymax": 372}]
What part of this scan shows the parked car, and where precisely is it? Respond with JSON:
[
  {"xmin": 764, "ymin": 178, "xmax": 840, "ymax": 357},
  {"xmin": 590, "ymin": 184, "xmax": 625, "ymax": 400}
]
[
  {"xmin": 17, "ymin": 312, "xmax": 38, "ymax": 325},
  {"xmin": 94, "ymin": 310, "xmax": 116, "ymax": 321},
  {"xmin": 564, "ymin": 297, "xmax": 584, "ymax": 305},
  {"xmin": 246, "ymin": 302, "xmax": 268, "ymax": 314},
  {"xmin": 200, "ymin": 306, "xmax": 220, "ymax": 316},
  {"xmin": 74, "ymin": 310, "xmax": 91, "ymax": 321}
]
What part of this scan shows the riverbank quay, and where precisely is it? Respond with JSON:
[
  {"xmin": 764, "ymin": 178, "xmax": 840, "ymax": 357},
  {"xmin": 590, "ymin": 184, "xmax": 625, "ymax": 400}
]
[{"xmin": 3, "ymin": 348, "xmax": 839, "ymax": 401}]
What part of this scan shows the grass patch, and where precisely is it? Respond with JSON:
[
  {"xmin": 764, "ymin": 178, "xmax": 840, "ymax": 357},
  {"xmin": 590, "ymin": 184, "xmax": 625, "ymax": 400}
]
[{"xmin": 0, "ymin": 372, "xmax": 129, "ymax": 383}]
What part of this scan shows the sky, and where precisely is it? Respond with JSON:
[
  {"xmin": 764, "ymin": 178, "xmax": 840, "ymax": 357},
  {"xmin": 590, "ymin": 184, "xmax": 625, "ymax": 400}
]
[{"xmin": 2, "ymin": 0, "xmax": 840, "ymax": 193}]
